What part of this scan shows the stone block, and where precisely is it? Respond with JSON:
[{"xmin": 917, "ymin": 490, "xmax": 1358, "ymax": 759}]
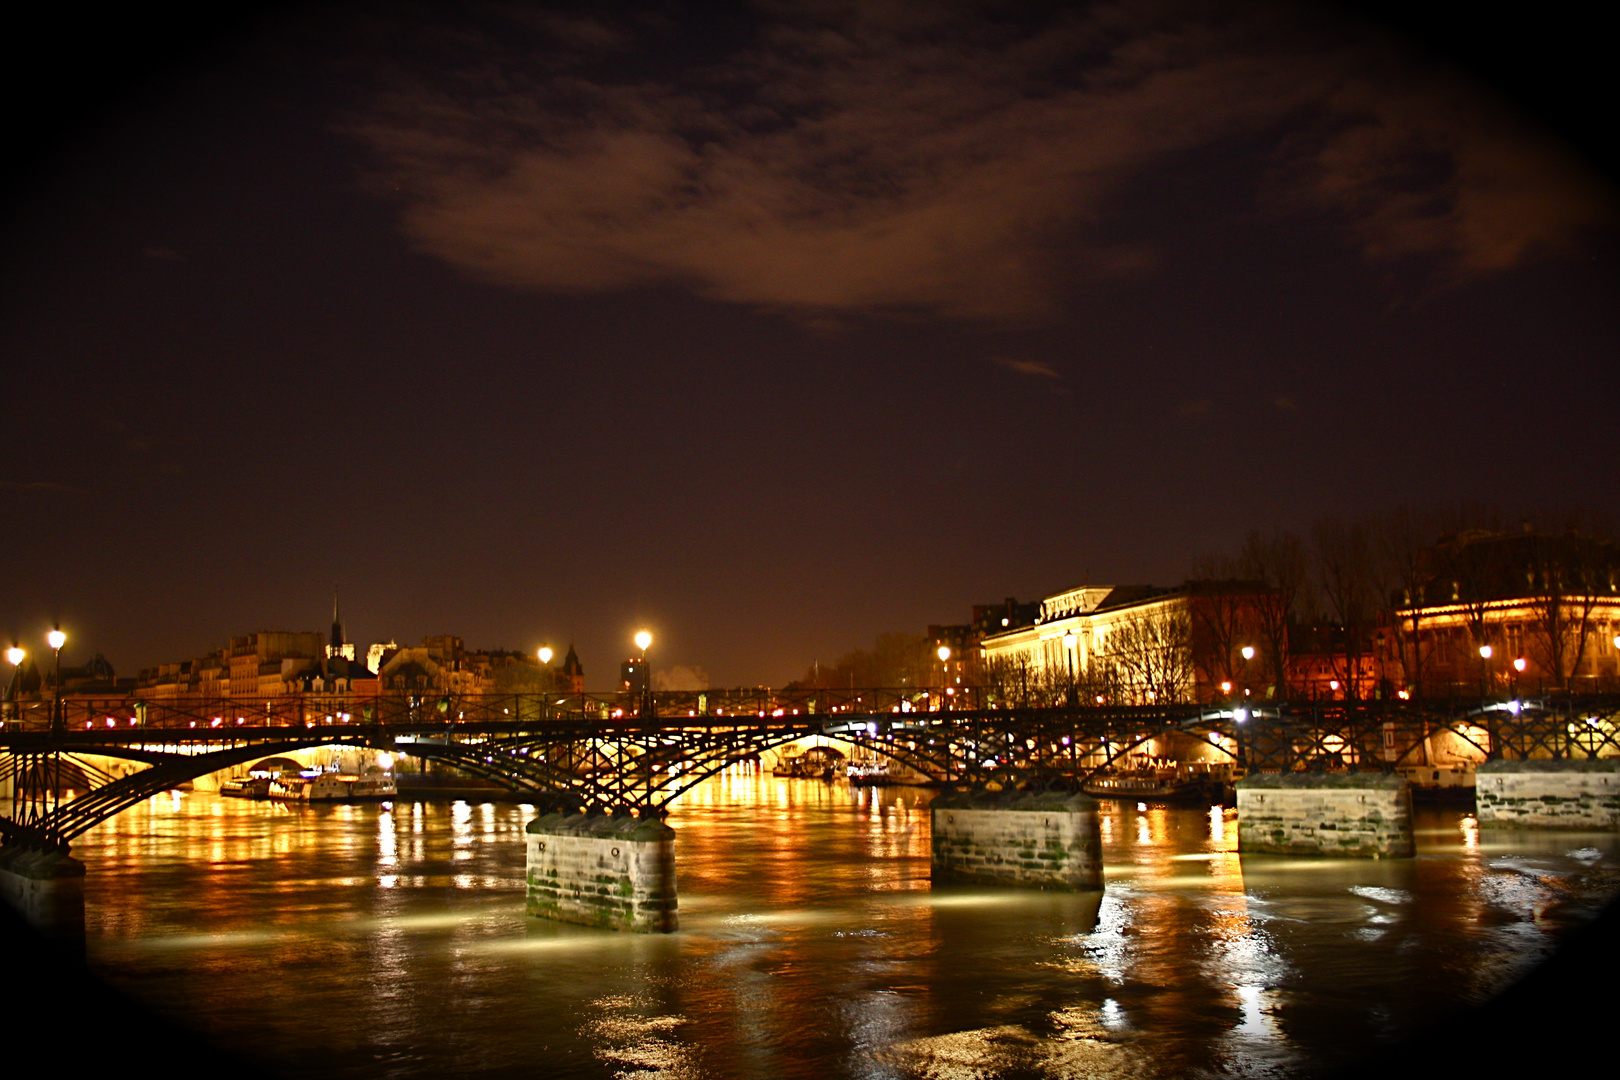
[
  {"xmin": 930, "ymin": 789, "xmax": 1102, "ymax": 890},
  {"xmin": 1476, "ymin": 759, "xmax": 1620, "ymax": 828},
  {"xmin": 1236, "ymin": 772, "xmax": 1413, "ymax": 858},
  {"xmin": 525, "ymin": 812, "xmax": 677, "ymax": 932}
]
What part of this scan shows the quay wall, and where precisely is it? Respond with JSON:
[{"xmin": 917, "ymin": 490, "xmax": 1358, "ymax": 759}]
[
  {"xmin": 1236, "ymin": 773, "xmax": 1414, "ymax": 858},
  {"xmin": 930, "ymin": 789, "xmax": 1103, "ymax": 889},
  {"xmin": 1475, "ymin": 759, "xmax": 1620, "ymax": 828},
  {"xmin": 525, "ymin": 812, "xmax": 677, "ymax": 933}
]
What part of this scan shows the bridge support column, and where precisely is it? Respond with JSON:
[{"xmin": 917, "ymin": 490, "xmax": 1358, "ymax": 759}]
[
  {"xmin": 1476, "ymin": 759, "xmax": 1620, "ymax": 828},
  {"xmin": 930, "ymin": 790, "xmax": 1103, "ymax": 889},
  {"xmin": 525, "ymin": 812, "xmax": 677, "ymax": 932},
  {"xmin": 0, "ymin": 846, "xmax": 86, "ymax": 938},
  {"xmin": 1236, "ymin": 773, "xmax": 1413, "ymax": 857}
]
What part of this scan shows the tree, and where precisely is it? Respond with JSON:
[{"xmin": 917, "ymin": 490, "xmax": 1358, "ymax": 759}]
[
  {"xmin": 1100, "ymin": 604, "xmax": 1195, "ymax": 704},
  {"xmin": 1237, "ymin": 527, "xmax": 1308, "ymax": 699},
  {"xmin": 1524, "ymin": 532, "xmax": 1614, "ymax": 690},
  {"xmin": 1311, "ymin": 517, "xmax": 1382, "ymax": 699},
  {"xmin": 1379, "ymin": 504, "xmax": 1439, "ymax": 696}
]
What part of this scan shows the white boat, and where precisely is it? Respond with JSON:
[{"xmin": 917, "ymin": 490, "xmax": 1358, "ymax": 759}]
[
  {"xmin": 846, "ymin": 760, "xmax": 891, "ymax": 786},
  {"xmin": 301, "ymin": 765, "xmax": 398, "ymax": 801},
  {"xmin": 234, "ymin": 760, "xmax": 398, "ymax": 802}
]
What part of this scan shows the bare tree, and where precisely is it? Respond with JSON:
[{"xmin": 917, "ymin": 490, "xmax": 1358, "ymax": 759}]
[
  {"xmin": 1524, "ymin": 533, "xmax": 1613, "ymax": 690},
  {"xmin": 1238, "ymin": 527, "xmax": 1308, "ymax": 699},
  {"xmin": 1378, "ymin": 504, "xmax": 1439, "ymax": 696},
  {"xmin": 1311, "ymin": 517, "xmax": 1383, "ymax": 699},
  {"xmin": 1101, "ymin": 604, "xmax": 1195, "ymax": 704}
]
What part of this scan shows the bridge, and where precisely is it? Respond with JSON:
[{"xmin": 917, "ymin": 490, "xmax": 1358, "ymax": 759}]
[{"xmin": 5, "ymin": 688, "xmax": 1618, "ymax": 856}]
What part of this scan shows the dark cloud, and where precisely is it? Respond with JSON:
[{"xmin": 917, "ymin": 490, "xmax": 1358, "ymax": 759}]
[
  {"xmin": 344, "ymin": 1, "xmax": 1613, "ymax": 322},
  {"xmin": 994, "ymin": 357, "xmax": 1062, "ymax": 379}
]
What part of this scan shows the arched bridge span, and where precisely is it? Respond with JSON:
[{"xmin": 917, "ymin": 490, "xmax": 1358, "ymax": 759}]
[{"xmin": 4, "ymin": 691, "xmax": 1617, "ymax": 853}]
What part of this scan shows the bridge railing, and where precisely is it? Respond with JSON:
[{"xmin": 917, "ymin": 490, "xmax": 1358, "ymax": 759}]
[{"xmin": 3, "ymin": 685, "xmax": 1018, "ymax": 735}]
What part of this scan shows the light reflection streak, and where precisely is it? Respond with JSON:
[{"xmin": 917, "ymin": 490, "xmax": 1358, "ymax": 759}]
[{"xmin": 66, "ymin": 773, "xmax": 1620, "ymax": 1079}]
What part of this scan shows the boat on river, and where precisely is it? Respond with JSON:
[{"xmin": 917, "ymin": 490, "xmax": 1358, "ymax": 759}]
[
  {"xmin": 1396, "ymin": 762, "xmax": 1476, "ymax": 800},
  {"xmin": 845, "ymin": 760, "xmax": 891, "ymax": 786},
  {"xmin": 220, "ymin": 776, "xmax": 271, "ymax": 798},
  {"xmin": 221, "ymin": 757, "xmax": 397, "ymax": 802},
  {"xmin": 1082, "ymin": 766, "xmax": 1231, "ymax": 804},
  {"xmin": 271, "ymin": 765, "xmax": 398, "ymax": 801},
  {"xmin": 773, "ymin": 745, "xmax": 843, "ymax": 780}
]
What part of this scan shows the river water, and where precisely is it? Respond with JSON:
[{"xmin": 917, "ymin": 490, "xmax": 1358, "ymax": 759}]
[{"xmin": 43, "ymin": 772, "xmax": 1620, "ymax": 1078}]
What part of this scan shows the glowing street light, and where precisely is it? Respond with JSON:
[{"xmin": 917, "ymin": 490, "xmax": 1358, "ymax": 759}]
[
  {"xmin": 4, "ymin": 643, "xmax": 22, "ymax": 726},
  {"xmin": 1478, "ymin": 643, "xmax": 1493, "ymax": 697},
  {"xmin": 48, "ymin": 625, "xmax": 66, "ymax": 733},
  {"xmin": 635, "ymin": 631, "xmax": 652, "ymax": 717},
  {"xmin": 538, "ymin": 645, "xmax": 553, "ymax": 666}
]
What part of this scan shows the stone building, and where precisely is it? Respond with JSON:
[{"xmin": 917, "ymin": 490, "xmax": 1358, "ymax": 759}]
[{"xmin": 1390, "ymin": 528, "xmax": 1620, "ymax": 695}]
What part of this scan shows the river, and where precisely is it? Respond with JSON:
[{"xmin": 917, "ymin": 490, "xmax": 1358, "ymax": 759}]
[{"xmin": 14, "ymin": 771, "xmax": 1620, "ymax": 1078}]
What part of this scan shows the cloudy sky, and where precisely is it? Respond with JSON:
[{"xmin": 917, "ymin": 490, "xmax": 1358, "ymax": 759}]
[{"xmin": 3, "ymin": 1, "xmax": 1615, "ymax": 688}]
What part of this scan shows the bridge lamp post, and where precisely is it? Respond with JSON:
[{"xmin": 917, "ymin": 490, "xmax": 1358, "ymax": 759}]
[
  {"xmin": 48, "ymin": 626, "xmax": 66, "ymax": 734},
  {"xmin": 4, "ymin": 643, "xmax": 21, "ymax": 727},
  {"xmin": 1478, "ymin": 644, "xmax": 1493, "ymax": 699},
  {"xmin": 1512, "ymin": 656, "xmax": 1526, "ymax": 697},
  {"xmin": 937, "ymin": 646, "xmax": 950, "ymax": 709},
  {"xmin": 537, "ymin": 646, "xmax": 554, "ymax": 716},
  {"xmin": 635, "ymin": 631, "xmax": 652, "ymax": 717}
]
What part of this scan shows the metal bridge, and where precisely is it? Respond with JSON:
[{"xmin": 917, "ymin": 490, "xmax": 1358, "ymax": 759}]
[{"xmin": 4, "ymin": 689, "xmax": 1618, "ymax": 855}]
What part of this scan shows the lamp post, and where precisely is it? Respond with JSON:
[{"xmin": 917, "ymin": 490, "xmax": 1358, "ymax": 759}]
[
  {"xmin": 937, "ymin": 645, "xmax": 951, "ymax": 710},
  {"xmin": 1478, "ymin": 644, "xmax": 1493, "ymax": 699},
  {"xmin": 48, "ymin": 625, "xmax": 66, "ymax": 734},
  {"xmin": 635, "ymin": 631, "xmax": 652, "ymax": 717},
  {"xmin": 1240, "ymin": 645, "xmax": 1255, "ymax": 700},
  {"xmin": 536, "ymin": 645, "xmax": 554, "ymax": 716},
  {"xmin": 4, "ymin": 643, "xmax": 22, "ymax": 727}
]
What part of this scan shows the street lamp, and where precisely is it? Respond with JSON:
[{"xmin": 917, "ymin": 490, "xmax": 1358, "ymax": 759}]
[
  {"xmin": 4, "ymin": 643, "xmax": 22, "ymax": 726},
  {"xmin": 635, "ymin": 631, "xmax": 652, "ymax": 717},
  {"xmin": 1240, "ymin": 645, "xmax": 1255, "ymax": 699},
  {"xmin": 48, "ymin": 625, "xmax": 66, "ymax": 733},
  {"xmin": 937, "ymin": 645, "xmax": 951, "ymax": 708},
  {"xmin": 1478, "ymin": 643, "xmax": 1493, "ymax": 698}
]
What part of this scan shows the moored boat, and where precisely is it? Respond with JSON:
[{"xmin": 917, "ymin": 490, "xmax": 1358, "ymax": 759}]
[{"xmin": 845, "ymin": 760, "xmax": 891, "ymax": 786}]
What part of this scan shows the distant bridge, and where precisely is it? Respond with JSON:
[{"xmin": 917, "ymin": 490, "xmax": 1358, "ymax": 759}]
[{"xmin": 3, "ymin": 689, "xmax": 1618, "ymax": 854}]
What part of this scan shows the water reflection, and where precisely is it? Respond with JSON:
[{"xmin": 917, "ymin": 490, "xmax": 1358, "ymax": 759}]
[{"xmin": 54, "ymin": 779, "xmax": 1620, "ymax": 1079}]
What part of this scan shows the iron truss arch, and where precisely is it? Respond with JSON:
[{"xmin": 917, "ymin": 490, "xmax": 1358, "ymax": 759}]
[{"xmin": 6, "ymin": 693, "xmax": 1620, "ymax": 848}]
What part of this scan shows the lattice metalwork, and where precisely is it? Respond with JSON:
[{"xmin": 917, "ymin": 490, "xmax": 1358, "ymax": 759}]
[{"xmin": 5, "ymin": 692, "xmax": 1618, "ymax": 852}]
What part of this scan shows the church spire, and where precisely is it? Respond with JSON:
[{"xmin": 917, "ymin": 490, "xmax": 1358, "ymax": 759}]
[{"xmin": 327, "ymin": 587, "xmax": 353, "ymax": 661}]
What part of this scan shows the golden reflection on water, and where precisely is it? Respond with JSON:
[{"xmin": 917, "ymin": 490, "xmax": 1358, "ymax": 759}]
[{"xmin": 66, "ymin": 778, "xmax": 1620, "ymax": 1080}]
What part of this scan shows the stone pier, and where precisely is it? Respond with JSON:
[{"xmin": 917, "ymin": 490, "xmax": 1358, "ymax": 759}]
[
  {"xmin": 1475, "ymin": 758, "xmax": 1620, "ymax": 827},
  {"xmin": 1236, "ymin": 772, "xmax": 1414, "ymax": 858},
  {"xmin": 930, "ymin": 789, "xmax": 1103, "ymax": 889},
  {"xmin": 0, "ymin": 846, "xmax": 86, "ymax": 937},
  {"xmin": 525, "ymin": 812, "xmax": 677, "ymax": 932}
]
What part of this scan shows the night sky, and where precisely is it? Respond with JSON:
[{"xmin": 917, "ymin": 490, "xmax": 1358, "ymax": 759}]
[{"xmin": 4, "ymin": 1, "xmax": 1616, "ymax": 690}]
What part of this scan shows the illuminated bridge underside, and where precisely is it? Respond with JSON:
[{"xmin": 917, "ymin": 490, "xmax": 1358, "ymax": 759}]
[{"xmin": 3, "ymin": 693, "xmax": 1617, "ymax": 852}]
